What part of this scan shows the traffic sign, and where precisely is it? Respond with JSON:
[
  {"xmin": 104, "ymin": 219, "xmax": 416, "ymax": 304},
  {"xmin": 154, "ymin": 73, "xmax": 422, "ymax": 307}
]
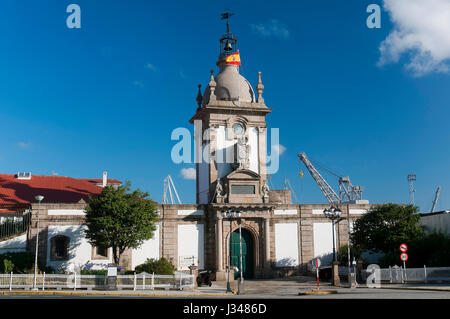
[
  {"xmin": 312, "ymin": 258, "xmax": 321, "ymax": 289},
  {"xmin": 400, "ymin": 243, "xmax": 408, "ymax": 252},
  {"xmin": 400, "ymin": 253, "xmax": 408, "ymax": 262},
  {"xmin": 312, "ymin": 258, "xmax": 321, "ymax": 269}
]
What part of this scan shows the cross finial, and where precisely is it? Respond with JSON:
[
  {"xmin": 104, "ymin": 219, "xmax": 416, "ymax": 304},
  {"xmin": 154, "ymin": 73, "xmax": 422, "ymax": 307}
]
[{"xmin": 221, "ymin": 9, "xmax": 234, "ymax": 34}]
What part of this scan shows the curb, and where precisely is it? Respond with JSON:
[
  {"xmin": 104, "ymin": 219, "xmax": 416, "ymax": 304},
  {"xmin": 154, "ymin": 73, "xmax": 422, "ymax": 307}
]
[
  {"xmin": 298, "ymin": 289, "xmax": 338, "ymax": 296},
  {"xmin": 0, "ymin": 291, "xmax": 233, "ymax": 297},
  {"xmin": 371, "ymin": 286, "xmax": 450, "ymax": 292}
]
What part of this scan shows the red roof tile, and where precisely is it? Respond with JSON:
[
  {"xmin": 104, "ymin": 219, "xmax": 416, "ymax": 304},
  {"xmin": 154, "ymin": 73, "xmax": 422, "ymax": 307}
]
[{"xmin": 0, "ymin": 174, "xmax": 122, "ymax": 206}]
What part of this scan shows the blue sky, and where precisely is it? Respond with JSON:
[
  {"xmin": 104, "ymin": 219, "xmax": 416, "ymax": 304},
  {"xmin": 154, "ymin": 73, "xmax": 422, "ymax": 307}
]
[{"xmin": 0, "ymin": 0, "xmax": 449, "ymax": 212}]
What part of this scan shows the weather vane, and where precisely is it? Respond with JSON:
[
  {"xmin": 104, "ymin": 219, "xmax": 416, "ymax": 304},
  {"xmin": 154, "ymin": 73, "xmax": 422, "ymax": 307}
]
[{"xmin": 221, "ymin": 9, "xmax": 234, "ymax": 34}]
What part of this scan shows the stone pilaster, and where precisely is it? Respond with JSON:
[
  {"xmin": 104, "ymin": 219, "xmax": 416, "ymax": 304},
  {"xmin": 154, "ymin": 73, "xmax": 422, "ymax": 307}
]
[
  {"xmin": 216, "ymin": 216, "xmax": 223, "ymax": 271},
  {"xmin": 209, "ymin": 125, "xmax": 219, "ymax": 203},
  {"xmin": 257, "ymin": 127, "xmax": 267, "ymax": 181},
  {"xmin": 264, "ymin": 217, "xmax": 270, "ymax": 271}
]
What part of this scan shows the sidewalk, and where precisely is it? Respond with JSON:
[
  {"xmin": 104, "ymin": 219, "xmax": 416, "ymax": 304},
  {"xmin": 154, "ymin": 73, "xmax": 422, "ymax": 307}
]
[
  {"xmin": 338, "ymin": 280, "xmax": 450, "ymax": 292},
  {"xmin": 0, "ymin": 287, "xmax": 232, "ymax": 297},
  {"xmin": 361, "ymin": 283, "xmax": 450, "ymax": 292}
]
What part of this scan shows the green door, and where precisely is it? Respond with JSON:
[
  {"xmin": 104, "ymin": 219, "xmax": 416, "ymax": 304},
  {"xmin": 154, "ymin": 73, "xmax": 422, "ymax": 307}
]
[{"xmin": 229, "ymin": 229, "xmax": 254, "ymax": 279}]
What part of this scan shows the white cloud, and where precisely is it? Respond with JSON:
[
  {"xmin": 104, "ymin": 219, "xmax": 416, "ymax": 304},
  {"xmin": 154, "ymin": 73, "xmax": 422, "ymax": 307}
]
[
  {"xmin": 133, "ymin": 80, "xmax": 144, "ymax": 88},
  {"xmin": 145, "ymin": 63, "xmax": 157, "ymax": 72},
  {"xmin": 250, "ymin": 19, "xmax": 289, "ymax": 39},
  {"xmin": 180, "ymin": 168, "xmax": 196, "ymax": 180},
  {"xmin": 378, "ymin": 0, "xmax": 450, "ymax": 76},
  {"xmin": 17, "ymin": 142, "xmax": 31, "ymax": 149},
  {"xmin": 272, "ymin": 144, "xmax": 286, "ymax": 156}
]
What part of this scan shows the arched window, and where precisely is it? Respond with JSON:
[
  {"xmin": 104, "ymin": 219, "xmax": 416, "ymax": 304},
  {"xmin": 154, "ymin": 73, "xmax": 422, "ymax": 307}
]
[{"xmin": 50, "ymin": 235, "xmax": 70, "ymax": 261}]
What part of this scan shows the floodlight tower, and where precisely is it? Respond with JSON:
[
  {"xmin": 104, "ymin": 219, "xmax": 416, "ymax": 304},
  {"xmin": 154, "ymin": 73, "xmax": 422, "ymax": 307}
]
[{"xmin": 407, "ymin": 174, "xmax": 416, "ymax": 206}]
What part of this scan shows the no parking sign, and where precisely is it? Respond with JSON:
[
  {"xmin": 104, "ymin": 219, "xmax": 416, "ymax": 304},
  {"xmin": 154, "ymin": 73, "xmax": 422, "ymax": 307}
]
[
  {"xmin": 400, "ymin": 243, "xmax": 408, "ymax": 253},
  {"xmin": 400, "ymin": 253, "xmax": 408, "ymax": 262}
]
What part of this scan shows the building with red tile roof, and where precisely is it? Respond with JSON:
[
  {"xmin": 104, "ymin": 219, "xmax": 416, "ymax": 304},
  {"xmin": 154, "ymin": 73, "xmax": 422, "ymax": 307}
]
[{"xmin": 0, "ymin": 173, "xmax": 122, "ymax": 209}]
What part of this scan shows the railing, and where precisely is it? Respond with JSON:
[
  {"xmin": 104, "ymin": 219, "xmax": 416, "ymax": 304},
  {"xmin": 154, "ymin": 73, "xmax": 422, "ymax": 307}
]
[
  {"xmin": 361, "ymin": 266, "xmax": 450, "ymax": 284},
  {"xmin": 0, "ymin": 212, "xmax": 31, "ymax": 240},
  {"xmin": 116, "ymin": 272, "xmax": 194, "ymax": 290},
  {"xmin": 0, "ymin": 272, "xmax": 194, "ymax": 291}
]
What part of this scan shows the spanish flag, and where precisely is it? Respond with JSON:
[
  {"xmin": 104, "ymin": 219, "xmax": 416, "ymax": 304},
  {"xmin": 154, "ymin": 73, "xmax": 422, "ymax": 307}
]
[{"xmin": 225, "ymin": 51, "xmax": 241, "ymax": 65}]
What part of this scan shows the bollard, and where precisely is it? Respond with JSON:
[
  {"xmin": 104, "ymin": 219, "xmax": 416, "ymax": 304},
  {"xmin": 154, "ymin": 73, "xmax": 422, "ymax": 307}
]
[
  {"xmin": 133, "ymin": 272, "xmax": 137, "ymax": 291},
  {"xmin": 424, "ymin": 265, "xmax": 427, "ymax": 284},
  {"xmin": 9, "ymin": 272, "xmax": 13, "ymax": 291},
  {"xmin": 42, "ymin": 272, "xmax": 45, "ymax": 291}
]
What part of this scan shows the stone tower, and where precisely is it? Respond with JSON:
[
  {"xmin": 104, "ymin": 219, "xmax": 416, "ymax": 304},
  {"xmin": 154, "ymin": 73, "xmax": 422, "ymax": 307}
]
[{"xmin": 189, "ymin": 22, "xmax": 272, "ymax": 205}]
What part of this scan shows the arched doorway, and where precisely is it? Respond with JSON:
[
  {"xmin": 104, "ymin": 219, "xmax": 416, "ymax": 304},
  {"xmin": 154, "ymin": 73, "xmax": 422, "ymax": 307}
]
[{"xmin": 229, "ymin": 228, "xmax": 254, "ymax": 279}]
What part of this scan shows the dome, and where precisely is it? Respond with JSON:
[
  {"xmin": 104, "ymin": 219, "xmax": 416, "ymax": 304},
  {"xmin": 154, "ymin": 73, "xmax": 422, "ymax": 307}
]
[{"xmin": 203, "ymin": 64, "xmax": 255, "ymax": 104}]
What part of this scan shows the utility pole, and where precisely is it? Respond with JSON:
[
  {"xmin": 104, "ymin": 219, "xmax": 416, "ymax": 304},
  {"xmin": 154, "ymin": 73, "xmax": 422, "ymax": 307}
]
[
  {"xmin": 33, "ymin": 195, "xmax": 44, "ymax": 291},
  {"xmin": 407, "ymin": 174, "xmax": 416, "ymax": 206}
]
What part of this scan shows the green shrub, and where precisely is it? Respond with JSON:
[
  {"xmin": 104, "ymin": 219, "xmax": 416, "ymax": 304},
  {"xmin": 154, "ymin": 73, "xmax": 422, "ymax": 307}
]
[
  {"xmin": 134, "ymin": 257, "xmax": 175, "ymax": 275},
  {"xmin": 3, "ymin": 259, "xmax": 14, "ymax": 273},
  {"xmin": 0, "ymin": 252, "xmax": 51, "ymax": 274},
  {"xmin": 80, "ymin": 269, "xmax": 107, "ymax": 275}
]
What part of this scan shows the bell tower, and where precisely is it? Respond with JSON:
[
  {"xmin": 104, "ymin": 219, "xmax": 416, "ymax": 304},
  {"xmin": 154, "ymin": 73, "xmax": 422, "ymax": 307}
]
[{"xmin": 189, "ymin": 12, "xmax": 272, "ymax": 204}]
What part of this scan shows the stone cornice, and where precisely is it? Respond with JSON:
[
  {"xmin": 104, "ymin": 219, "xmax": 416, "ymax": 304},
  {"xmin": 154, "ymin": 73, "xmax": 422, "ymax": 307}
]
[{"xmin": 189, "ymin": 103, "xmax": 272, "ymax": 124}]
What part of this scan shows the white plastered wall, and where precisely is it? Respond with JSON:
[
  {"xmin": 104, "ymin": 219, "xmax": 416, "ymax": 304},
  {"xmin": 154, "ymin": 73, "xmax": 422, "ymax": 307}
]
[
  {"xmin": 46, "ymin": 225, "xmax": 112, "ymax": 272},
  {"xmin": 0, "ymin": 234, "xmax": 27, "ymax": 254},
  {"xmin": 274, "ymin": 223, "xmax": 299, "ymax": 267},
  {"xmin": 131, "ymin": 225, "xmax": 160, "ymax": 269},
  {"xmin": 177, "ymin": 224, "xmax": 204, "ymax": 270},
  {"xmin": 313, "ymin": 222, "xmax": 336, "ymax": 266}
]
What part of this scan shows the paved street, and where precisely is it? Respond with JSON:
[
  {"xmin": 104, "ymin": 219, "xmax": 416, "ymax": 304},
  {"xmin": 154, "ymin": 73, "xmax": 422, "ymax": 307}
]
[{"xmin": 1, "ymin": 276, "xmax": 449, "ymax": 299}]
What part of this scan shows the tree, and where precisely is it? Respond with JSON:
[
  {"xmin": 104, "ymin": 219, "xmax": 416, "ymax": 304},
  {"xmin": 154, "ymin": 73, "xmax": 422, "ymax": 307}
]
[
  {"xmin": 84, "ymin": 181, "xmax": 158, "ymax": 265},
  {"xmin": 351, "ymin": 204, "xmax": 424, "ymax": 258}
]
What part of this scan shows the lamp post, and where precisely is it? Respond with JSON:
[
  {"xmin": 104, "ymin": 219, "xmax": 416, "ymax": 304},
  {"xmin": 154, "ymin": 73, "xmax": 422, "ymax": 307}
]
[
  {"xmin": 221, "ymin": 209, "xmax": 243, "ymax": 294},
  {"xmin": 323, "ymin": 206, "xmax": 343, "ymax": 286},
  {"xmin": 33, "ymin": 195, "xmax": 44, "ymax": 291},
  {"xmin": 323, "ymin": 206, "xmax": 342, "ymax": 261}
]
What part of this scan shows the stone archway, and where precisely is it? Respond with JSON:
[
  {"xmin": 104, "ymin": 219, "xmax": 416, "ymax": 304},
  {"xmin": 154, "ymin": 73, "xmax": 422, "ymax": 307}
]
[{"xmin": 229, "ymin": 228, "xmax": 255, "ymax": 279}]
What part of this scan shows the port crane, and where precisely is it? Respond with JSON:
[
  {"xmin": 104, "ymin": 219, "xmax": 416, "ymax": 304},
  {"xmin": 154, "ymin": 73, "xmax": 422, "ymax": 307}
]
[
  {"xmin": 162, "ymin": 175, "xmax": 182, "ymax": 204},
  {"xmin": 431, "ymin": 186, "xmax": 441, "ymax": 213},
  {"xmin": 297, "ymin": 152, "xmax": 365, "ymax": 204}
]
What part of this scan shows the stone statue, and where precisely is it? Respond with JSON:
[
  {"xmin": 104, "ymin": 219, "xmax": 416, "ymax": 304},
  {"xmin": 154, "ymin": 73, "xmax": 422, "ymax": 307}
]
[
  {"xmin": 215, "ymin": 179, "xmax": 224, "ymax": 203},
  {"xmin": 262, "ymin": 180, "xmax": 269, "ymax": 203},
  {"xmin": 233, "ymin": 135, "xmax": 250, "ymax": 170}
]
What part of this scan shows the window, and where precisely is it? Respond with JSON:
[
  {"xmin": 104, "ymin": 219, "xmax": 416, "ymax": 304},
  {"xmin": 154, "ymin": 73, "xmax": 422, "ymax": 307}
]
[
  {"xmin": 50, "ymin": 235, "xmax": 70, "ymax": 261},
  {"xmin": 96, "ymin": 246, "xmax": 108, "ymax": 258},
  {"xmin": 92, "ymin": 245, "xmax": 109, "ymax": 259},
  {"xmin": 231, "ymin": 185, "xmax": 255, "ymax": 194}
]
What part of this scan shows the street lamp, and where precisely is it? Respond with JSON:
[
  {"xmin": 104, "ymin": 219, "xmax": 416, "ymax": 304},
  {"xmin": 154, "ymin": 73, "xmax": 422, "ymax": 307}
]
[
  {"xmin": 322, "ymin": 206, "xmax": 342, "ymax": 262},
  {"xmin": 323, "ymin": 206, "xmax": 343, "ymax": 286},
  {"xmin": 221, "ymin": 209, "xmax": 243, "ymax": 294},
  {"xmin": 33, "ymin": 195, "xmax": 44, "ymax": 291}
]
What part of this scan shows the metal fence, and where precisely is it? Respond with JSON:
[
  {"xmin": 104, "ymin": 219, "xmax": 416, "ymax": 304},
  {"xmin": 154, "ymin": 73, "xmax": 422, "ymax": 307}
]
[
  {"xmin": 0, "ymin": 212, "xmax": 31, "ymax": 240},
  {"xmin": 361, "ymin": 266, "xmax": 450, "ymax": 284},
  {"xmin": 116, "ymin": 272, "xmax": 194, "ymax": 290},
  {"xmin": 0, "ymin": 272, "xmax": 194, "ymax": 291}
]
